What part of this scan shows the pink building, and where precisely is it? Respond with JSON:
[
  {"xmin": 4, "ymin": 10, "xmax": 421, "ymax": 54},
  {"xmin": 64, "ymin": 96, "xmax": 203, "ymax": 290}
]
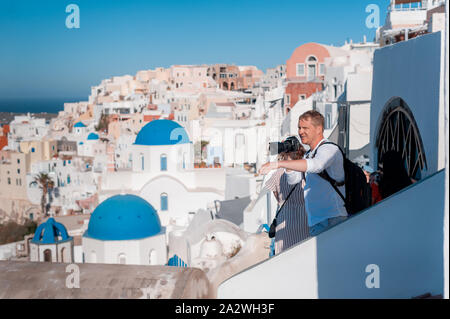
[{"xmin": 285, "ymin": 43, "xmax": 347, "ymax": 110}]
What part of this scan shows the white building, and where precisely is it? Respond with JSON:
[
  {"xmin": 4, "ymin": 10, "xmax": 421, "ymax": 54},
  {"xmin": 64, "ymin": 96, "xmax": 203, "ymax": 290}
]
[
  {"xmin": 27, "ymin": 156, "xmax": 99, "ymax": 215},
  {"xmin": 377, "ymin": 0, "xmax": 445, "ymax": 46},
  {"xmin": 8, "ymin": 114, "xmax": 49, "ymax": 151},
  {"xmin": 100, "ymin": 119, "xmax": 226, "ymax": 229}
]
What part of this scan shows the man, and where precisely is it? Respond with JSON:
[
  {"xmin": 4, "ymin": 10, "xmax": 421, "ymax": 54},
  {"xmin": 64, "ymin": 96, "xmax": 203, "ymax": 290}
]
[{"xmin": 259, "ymin": 110, "xmax": 347, "ymax": 236}]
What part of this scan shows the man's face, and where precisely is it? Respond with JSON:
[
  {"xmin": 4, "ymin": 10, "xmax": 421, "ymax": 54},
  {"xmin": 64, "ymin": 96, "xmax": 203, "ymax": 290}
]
[{"xmin": 298, "ymin": 118, "xmax": 322, "ymax": 146}]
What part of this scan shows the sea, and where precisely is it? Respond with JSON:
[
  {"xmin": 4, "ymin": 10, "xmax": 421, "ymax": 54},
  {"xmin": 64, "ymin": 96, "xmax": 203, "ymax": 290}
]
[{"xmin": 0, "ymin": 97, "xmax": 87, "ymax": 114}]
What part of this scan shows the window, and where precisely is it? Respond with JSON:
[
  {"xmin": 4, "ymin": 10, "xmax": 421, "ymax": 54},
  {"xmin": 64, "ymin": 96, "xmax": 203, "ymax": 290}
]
[
  {"xmin": 299, "ymin": 94, "xmax": 306, "ymax": 100},
  {"xmin": 160, "ymin": 154, "xmax": 167, "ymax": 171},
  {"xmin": 326, "ymin": 113, "xmax": 332, "ymax": 129},
  {"xmin": 319, "ymin": 64, "xmax": 325, "ymax": 75},
  {"xmin": 31, "ymin": 148, "xmax": 35, "ymax": 153},
  {"xmin": 17, "ymin": 159, "xmax": 20, "ymax": 164},
  {"xmin": 308, "ymin": 64, "xmax": 316, "ymax": 79},
  {"xmin": 325, "ymin": 104, "xmax": 332, "ymax": 129},
  {"xmin": 17, "ymin": 169, "xmax": 20, "ymax": 174},
  {"xmin": 296, "ymin": 64, "xmax": 305, "ymax": 76},
  {"xmin": 7, "ymin": 178, "xmax": 11, "ymax": 185},
  {"xmin": 160, "ymin": 193, "xmax": 168, "ymax": 211},
  {"xmin": 307, "ymin": 56, "xmax": 317, "ymax": 62},
  {"xmin": 141, "ymin": 154, "xmax": 145, "ymax": 171},
  {"xmin": 285, "ymin": 94, "xmax": 291, "ymax": 106}
]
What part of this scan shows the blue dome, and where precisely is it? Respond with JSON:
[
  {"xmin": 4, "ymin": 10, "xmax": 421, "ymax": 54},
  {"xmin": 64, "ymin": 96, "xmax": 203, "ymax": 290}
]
[
  {"xmin": 134, "ymin": 119, "xmax": 190, "ymax": 146},
  {"xmin": 74, "ymin": 122, "xmax": 86, "ymax": 128},
  {"xmin": 87, "ymin": 132, "xmax": 99, "ymax": 140},
  {"xmin": 84, "ymin": 194, "xmax": 162, "ymax": 241},
  {"xmin": 32, "ymin": 218, "xmax": 71, "ymax": 244}
]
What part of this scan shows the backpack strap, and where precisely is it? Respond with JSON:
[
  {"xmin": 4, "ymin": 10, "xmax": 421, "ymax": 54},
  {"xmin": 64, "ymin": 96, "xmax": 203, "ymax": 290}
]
[
  {"xmin": 318, "ymin": 170, "xmax": 345, "ymax": 202},
  {"xmin": 310, "ymin": 141, "xmax": 346, "ymax": 201}
]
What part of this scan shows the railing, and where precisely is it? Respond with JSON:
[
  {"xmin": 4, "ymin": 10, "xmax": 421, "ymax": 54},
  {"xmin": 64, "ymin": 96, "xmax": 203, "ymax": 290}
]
[{"xmin": 388, "ymin": 1, "xmax": 425, "ymax": 12}]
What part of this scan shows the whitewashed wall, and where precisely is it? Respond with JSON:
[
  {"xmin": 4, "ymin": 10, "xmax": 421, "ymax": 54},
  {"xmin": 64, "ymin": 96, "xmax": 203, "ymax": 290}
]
[
  {"xmin": 219, "ymin": 170, "xmax": 445, "ymax": 298},
  {"xmin": 370, "ymin": 31, "xmax": 445, "ymax": 175}
]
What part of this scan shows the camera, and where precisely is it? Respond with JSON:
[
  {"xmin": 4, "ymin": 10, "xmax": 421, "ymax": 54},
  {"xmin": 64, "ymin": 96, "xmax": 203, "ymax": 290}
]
[{"xmin": 269, "ymin": 136, "xmax": 301, "ymax": 155}]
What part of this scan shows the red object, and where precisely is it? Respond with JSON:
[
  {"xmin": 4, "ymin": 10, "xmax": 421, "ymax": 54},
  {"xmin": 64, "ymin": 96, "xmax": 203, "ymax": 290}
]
[
  {"xmin": 0, "ymin": 125, "xmax": 8, "ymax": 150},
  {"xmin": 0, "ymin": 136, "xmax": 7, "ymax": 150},
  {"xmin": 370, "ymin": 182, "xmax": 382, "ymax": 205},
  {"xmin": 143, "ymin": 115, "xmax": 161, "ymax": 122}
]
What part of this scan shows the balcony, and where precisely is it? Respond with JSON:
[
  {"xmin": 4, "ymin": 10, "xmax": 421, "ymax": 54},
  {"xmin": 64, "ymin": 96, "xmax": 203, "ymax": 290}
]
[{"xmin": 389, "ymin": 1, "xmax": 425, "ymax": 12}]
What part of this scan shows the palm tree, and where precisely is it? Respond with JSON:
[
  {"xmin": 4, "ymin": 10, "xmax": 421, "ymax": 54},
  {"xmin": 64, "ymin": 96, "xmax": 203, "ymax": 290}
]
[{"xmin": 30, "ymin": 173, "xmax": 55, "ymax": 217}]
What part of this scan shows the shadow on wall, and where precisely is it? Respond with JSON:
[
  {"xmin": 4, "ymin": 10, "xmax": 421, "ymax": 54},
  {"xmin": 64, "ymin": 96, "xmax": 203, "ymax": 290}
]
[{"xmin": 315, "ymin": 169, "xmax": 445, "ymax": 298}]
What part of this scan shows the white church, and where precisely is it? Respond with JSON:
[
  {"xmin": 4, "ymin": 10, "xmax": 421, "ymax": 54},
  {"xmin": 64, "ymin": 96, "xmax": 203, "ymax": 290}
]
[{"xmin": 100, "ymin": 119, "xmax": 226, "ymax": 229}]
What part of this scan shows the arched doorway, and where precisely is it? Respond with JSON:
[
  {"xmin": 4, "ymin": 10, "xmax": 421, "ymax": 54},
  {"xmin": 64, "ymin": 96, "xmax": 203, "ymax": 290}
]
[
  {"xmin": 61, "ymin": 247, "xmax": 66, "ymax": 263},
  {"xmin": 44, "ymin": 249, "xmax": 52, "ymax": 262},
  {"xmin": 376, "ymin": 97, "xmax": 427, "ymax": 181},
  {"xmin": 118, "ymin": 253, "xmax": 126, "ymax": 265},
  {"xmin": 230, "ymin": 82, "xmax": 235, "ymax": 91},
  {"xmin": 222, "ymin": 82, "xmax": 229, "ymax": 90},
  {"xmin": 149, "ymin": 250, "xmax": 158, "ymax": 265}
]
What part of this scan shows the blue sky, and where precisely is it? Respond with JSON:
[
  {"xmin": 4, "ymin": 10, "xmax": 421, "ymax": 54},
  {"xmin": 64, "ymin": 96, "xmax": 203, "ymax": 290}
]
[{"xmin": 0, "ymin": 0, "xmax": 388, "ymax": 100}]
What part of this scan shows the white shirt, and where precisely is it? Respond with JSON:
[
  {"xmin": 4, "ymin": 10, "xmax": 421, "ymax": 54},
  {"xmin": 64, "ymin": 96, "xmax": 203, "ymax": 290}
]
[{"xmin": 286, "ymin": 138, "xmax": 347, "ymax": 226}]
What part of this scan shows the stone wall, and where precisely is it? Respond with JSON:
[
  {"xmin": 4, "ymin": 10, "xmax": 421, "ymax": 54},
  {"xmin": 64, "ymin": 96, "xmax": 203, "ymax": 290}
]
[{"xmin": 0, "ymin": 261, "xmax": 214, "ymax": 299}]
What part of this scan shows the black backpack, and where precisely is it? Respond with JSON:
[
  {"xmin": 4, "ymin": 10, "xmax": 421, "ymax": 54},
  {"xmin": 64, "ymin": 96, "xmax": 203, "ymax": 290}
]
[{"xmin": 310, "ymin": 142, "xmax": 371, "ymax": 215}]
